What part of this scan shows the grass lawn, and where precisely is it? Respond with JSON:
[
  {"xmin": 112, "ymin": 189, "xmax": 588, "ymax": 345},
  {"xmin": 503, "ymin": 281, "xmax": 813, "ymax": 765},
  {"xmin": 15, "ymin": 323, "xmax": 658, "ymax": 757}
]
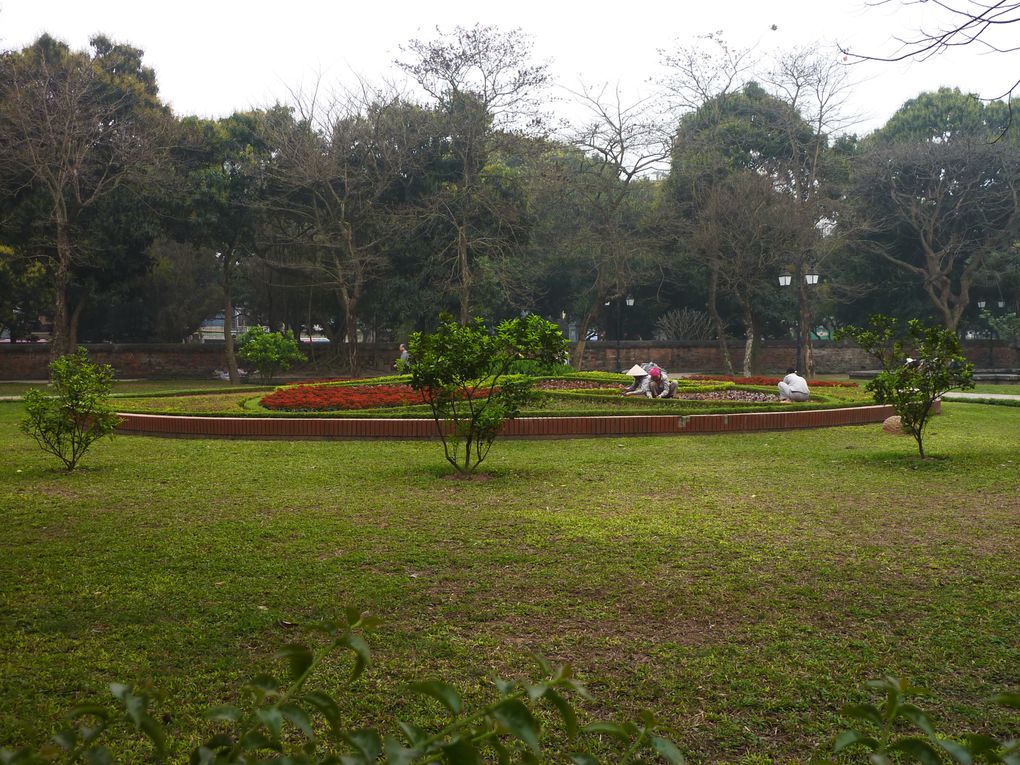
[{"xmin": 1, "ymin": 400, "xmax": 1018, "ymax": 762}]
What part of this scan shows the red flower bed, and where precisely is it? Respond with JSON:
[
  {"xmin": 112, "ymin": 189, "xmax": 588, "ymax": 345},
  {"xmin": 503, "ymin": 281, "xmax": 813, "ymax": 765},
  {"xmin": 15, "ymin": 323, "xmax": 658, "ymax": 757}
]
[
  {"xmin": 261, "ymin": 383, "xmax": 423, "ymax": 411},
  {"xmin": 686, "ymin": 375, "xmax": 857, "ymax": 388}
]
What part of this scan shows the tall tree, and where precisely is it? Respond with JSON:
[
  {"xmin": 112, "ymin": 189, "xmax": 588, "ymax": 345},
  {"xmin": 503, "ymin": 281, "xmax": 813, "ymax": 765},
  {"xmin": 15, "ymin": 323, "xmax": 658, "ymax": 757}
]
[
  {"xmin": 397, "ymin": 24, "xmax": 549, "ymax": 323},
  {"xmin": 0, "ymin": 34, "xmax": 168, "ymax": 358},
  {"xmin": 852, "ymin": 88, "xmax": 1020, "ymax": 331}
]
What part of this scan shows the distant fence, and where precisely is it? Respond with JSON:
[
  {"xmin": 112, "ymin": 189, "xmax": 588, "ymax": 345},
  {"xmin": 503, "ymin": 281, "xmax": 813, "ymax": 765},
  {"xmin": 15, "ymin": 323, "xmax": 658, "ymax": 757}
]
[{"xmin": 1, "ymin": 340, "xmax": 1016, "ymax": 380}]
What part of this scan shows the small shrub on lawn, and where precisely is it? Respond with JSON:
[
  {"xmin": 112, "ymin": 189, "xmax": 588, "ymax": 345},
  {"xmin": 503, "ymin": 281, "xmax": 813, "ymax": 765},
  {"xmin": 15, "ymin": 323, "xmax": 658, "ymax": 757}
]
[
  {"xmin": 409, "ymin": 315, "xmax": 568, "ymax": 474},
  {"xmin": 19, "ymin": 347, "xmax": 121, "ymax": 472},
  {"xmin": 837, "ymin": 315, "xmax": 974, "ymax": 457},
  {"xmin": 237, "ymin": 327, "xmax": 307, "ymax": 384}
]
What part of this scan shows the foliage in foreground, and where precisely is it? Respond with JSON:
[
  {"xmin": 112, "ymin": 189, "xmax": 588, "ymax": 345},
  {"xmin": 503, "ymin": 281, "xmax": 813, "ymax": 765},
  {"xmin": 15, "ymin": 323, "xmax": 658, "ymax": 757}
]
[
  {"xmin": 409, "ymin": 315, "xmax": 569, "ymax": 474},
  {"xmin": 18, "ymin": 347, "xmax": 121, "ymax": 471},
  {"xmin": 237, "ymin": 327, "xmax": 307, "ymax": 384},
  {"xmin": 1, "ymin": 611, "xmax": 1016, "ymax": 765},
  {"xmin": 0, "ymin": 610, "xmax": 684, "ymax": 765},
  {"xmin": 837, "ymin": 316, "xmax": 974, "ymax": 457}
]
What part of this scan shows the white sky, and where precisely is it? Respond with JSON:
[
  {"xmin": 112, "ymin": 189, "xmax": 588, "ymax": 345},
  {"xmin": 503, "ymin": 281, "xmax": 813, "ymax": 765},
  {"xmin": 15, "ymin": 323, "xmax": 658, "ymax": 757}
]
[{"xmin": 0, "ymin": 0, "xmax": 1011, "ymax": 135}]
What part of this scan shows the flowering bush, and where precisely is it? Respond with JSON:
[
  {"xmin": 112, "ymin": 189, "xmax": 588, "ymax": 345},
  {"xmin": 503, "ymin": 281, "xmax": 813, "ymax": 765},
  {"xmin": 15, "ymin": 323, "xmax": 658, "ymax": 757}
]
[
  {"xmin": 261, "ymin": 383, "xmax": 423, "ymax": 412},
  {"xmin": 686, "ymin": 375, "xmax": 857, "ymax": 388}
]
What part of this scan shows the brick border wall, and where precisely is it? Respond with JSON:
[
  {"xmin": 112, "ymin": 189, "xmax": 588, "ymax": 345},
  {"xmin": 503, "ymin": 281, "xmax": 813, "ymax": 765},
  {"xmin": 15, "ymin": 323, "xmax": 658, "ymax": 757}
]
[{"xmin": 115, "ymin": 403, "xmax": 908, "ymax": 441}]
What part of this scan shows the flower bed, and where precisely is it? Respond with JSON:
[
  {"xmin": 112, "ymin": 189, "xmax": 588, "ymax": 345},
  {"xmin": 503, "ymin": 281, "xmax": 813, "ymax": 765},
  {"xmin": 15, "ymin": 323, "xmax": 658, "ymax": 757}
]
[
  {"xmin": 686, "ymin": 375, "xmax": 858, "ymax": 388},
  {"xmin": 261, "ymin": 383, "xmax": 423, "ymax": 412}
]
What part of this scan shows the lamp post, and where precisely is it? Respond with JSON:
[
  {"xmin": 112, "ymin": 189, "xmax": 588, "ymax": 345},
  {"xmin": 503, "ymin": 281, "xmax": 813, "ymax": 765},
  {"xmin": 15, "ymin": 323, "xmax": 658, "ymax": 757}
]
[
  {"xmin": 605, "ymin": 295, "xmax": 635, "ymax": 373},
  {"xmin": 779, "ymin": 261, "xmax": 819, "ymax": 374}
]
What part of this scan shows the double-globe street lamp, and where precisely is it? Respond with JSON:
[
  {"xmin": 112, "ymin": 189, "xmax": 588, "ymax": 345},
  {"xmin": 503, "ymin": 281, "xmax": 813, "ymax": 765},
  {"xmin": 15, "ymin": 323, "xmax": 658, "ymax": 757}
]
[
  {"xmin": 604, "ymin": 295, "xmax": 635, "ymax": 373},
  {"xmin": 778, "ymin": 261, "xmax": 819, "ymax": 374},
  {"xmin": 977, "ymin": 298, "xmax": 1007, "ymax": 368}
]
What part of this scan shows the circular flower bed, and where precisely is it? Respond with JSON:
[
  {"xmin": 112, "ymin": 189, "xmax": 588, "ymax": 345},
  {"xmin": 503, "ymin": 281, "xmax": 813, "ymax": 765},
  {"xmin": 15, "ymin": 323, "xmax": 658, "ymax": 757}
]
[
  {"xmin": 686, "ymin": 374, "xmax": 857, "ymax": 388},
  {"xmin": 260, "ymin": 383, "xmax": 423, "ymax": 412}
]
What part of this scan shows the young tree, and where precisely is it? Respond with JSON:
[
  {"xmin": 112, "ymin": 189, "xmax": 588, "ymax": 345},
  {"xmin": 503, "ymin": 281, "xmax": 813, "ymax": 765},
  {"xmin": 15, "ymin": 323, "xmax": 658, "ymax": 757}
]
[
  {"xmin": 237, "ymin": 327, "xmax": 306, "ymax": 384},
  {"xmin": 20, "ymin": 347, "xmax": 121, "ymax": 471},
  {"xmin": 0, "ymin": 35, "xmax": 168, "ymax": 359},
  {"xmin": 408, "ymin": 314, "xmax": 567, "ymax": 475},
  {"xmin": 837, "ymin": 315, "xmax": 975, "ymax": 458}
]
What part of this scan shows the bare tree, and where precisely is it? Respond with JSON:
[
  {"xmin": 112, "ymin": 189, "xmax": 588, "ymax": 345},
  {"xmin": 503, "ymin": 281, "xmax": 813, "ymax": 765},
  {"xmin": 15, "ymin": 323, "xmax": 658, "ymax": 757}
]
[
  {"xmin": 0, "ymin": 35, "xmax": 166, "ymax": 358},
  {"xmin": 659, "ymin": 32, "xmax": 757, "ymax": 112},
  {"xmin": 397, "ymin": 25, "xmax": 550, "ymax": 323},
  {"xmin": 839, "ymin": 1, "xmax": 1020, "ymax": 113},
  {"xmin": 261, "ymin": 85, "xmax": 430, "ymax": 372},
  {"xmin": 554, "ymin": 83, "xmax": 671, "ymax": 368}
]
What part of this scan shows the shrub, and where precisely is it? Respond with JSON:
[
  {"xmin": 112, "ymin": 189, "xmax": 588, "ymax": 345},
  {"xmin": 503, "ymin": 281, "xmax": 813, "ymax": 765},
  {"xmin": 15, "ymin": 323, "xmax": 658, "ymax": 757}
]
[
  {"xmin": 237, "ymin": 327, "xmax": 307, "ymax": 384},
  {"xmin": 0, "ymin": 610, "xmax": 685, "ymax": 765},
  {"xmin": 19, "ymin": 347, "xmax": 121, "ymax": 472},
  {"xmin": 409, "ymin": 315, "xmax": 569, "ymax": 474},
  {"xmin": 837, "ymin": 315, "xmax": 974, "ymax": 457}
]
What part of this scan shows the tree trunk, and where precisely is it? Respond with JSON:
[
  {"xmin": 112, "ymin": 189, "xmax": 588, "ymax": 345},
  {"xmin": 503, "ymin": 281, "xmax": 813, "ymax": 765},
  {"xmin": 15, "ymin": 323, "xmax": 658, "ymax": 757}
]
[
  {"xmin": 343, "ymin": 291, "xmax": 360, "ymax": 375},
  {"xmin": 222, "ymin": 256, "xmax": 240, "ymax": 385},
  {"xmin": 457, "ymin": 223, "xmax": 471, "ymax": 324},
  {"xmin": 707, "ymin": 264, "xmax": 734, "ymax": 374},
  {"xmin": 570, "ymin": 299, "xmax": 604, "ymax": 370},
  {"xmin": 741, "ymin": 304, "xmax": 756, "ymax": 377},
  {"xmin": 799, "ymin": 279, "xmax": 814, "ymax": 377},
  {"xmin": 50, "ymin": 219, "xmax": 74, "ymax": 362}
]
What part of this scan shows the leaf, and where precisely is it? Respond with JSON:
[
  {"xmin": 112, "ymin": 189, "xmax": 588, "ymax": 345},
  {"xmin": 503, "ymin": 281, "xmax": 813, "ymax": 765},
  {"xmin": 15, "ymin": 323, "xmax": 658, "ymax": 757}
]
[
  {"xmin": 963, "ymin": 734, "xmax": 1002, "ymax": 755},
  {"xmin": 256, "ymin": 707, "xmax": 284, "ymax": 740},
  {"xmin": 302, "ymin": 691, "xmax": 343, "ymax": 733},
  {"xmin": 492, "ymin": 700, "xmax": 541, "ymax": 753},
  {"xmin": 993, "ymin": 693, "xmax": 1020, "ymax": 710},
  {"xmin": 276, "ymin": 644, "xmax": 314, "ymax": 681},
  {"xmin": 344, "ymin": 730, "xmax": 381, "ymax": 762},
  {"xmin": 383, "ymin": 735, "xmax": 420, "ymax": 765},
  {"xmin": 67, "ymin": 705, "xmax": 109, "ymax": 721},
  {"xmin": 937, "ymin": 739, "xmax": 974, "ymax": 765},
  {"xmin": 843, "ymin": 703, "xmax": 885, "ymax": 727},
  {"xmin": 204, "ymin": 705, "xmax": 243, "ymax": 723},
  {"xmin": 899, "ymin": 704, "xmax": 937, "ymax": 736},
  {"xmin": 409, "ymin": 681, "xmax": 462, "ymax": 716},
  {"xmin": 397, "ymin": 721, "xmax": 428, "ymax": 746},
  {"xmin": 889, "ymin": 736, "xmax": 944, "ymax": 765},
  {"xmin": 441, "ymin": 738, "xmax": 480, "ymax": 765},
  {"xmin": 652, "ymin": 735, "xmax": 686, "ymax": 764},
  {"xmin": 338, "ymin": 633, "xmax": 372, "ymax": 680},
  {"xmin": 84, "ymin": 746, "xmax": 113, "ymax": 765},
  {"xmin": 280, "ymin": 703, "xmax": 316, "ymax": 740},
  {"xmin": 569, "ymin": 754, "xmax": 600, "ymax": 765},
  {"xmin": 140, "ymin": 715, "xmax": 168, "ymax": 756},
  {"xmin": 543, "ymin": 689, "xmax": 578, "ymax": 739},
  {"xmin": 834, "ymin": 731, "xmax": 880, "ymax": 753}
]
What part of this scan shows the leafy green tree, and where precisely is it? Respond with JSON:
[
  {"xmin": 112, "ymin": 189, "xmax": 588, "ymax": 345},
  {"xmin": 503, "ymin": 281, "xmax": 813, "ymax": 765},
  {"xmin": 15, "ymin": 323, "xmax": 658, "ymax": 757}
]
[
  {"xmin": 0, "ymin": 35, "xmax": 168, "ymax": 358},
  {"xmin": 20, "ymin": 347, "xmax": 121, "ymax": 471},
  {"xmin": 409, "ymin": 314, "xmax": 567, "ymax": 474},
  {"xmin": 0, "ymin": 245, "xmax": 50, "ymax": 341},
  {"xmin": 237, "ymin": 326, "xmax": 306, "ymax": 384},
  {"xmin": 837, "ymin": 315, "xmax": 974, "ymax": 458},
  {"xmin": 852, "ymin": 89, "xmax": 1020, "ymax": 332},
  {"xmin": 397, "ymin": 25, "xmax": 549, "ymax": 323}
]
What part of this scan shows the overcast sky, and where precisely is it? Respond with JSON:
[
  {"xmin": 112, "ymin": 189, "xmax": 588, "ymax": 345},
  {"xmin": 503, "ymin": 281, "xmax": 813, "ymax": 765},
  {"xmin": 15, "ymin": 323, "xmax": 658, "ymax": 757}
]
[{"xmin": 0, "ymin": 0, "xmax": 1010, "ymax": 135}]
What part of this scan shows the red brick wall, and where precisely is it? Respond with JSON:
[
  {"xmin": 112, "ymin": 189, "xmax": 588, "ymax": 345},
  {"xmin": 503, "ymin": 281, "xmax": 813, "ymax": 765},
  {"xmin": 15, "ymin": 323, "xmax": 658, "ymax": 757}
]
[{"xmin": 1, "ymin": 340, "xmax": 1016, "ymax": 380}]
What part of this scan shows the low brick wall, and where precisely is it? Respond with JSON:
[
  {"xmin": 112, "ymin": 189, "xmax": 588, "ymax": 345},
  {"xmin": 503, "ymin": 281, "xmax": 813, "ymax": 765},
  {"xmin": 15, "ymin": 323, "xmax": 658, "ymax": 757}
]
[
  {"xmin": 115, "ymin": 404, "xmax": 903, "ymax": 441},
  {"xmin": 3, "ymin": 340, "xmax": 1016, "ymax": 379}
]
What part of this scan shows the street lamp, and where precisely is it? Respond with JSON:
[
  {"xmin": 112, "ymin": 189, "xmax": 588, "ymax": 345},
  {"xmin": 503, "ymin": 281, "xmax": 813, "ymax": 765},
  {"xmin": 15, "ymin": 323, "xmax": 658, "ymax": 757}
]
[
  {"xmin": 778, "ymin": 261, "xmax": 819, "ymax": 374},
  {"xmin": 604, "ymin": 295, "xmax": 635, "ymax": 373}
]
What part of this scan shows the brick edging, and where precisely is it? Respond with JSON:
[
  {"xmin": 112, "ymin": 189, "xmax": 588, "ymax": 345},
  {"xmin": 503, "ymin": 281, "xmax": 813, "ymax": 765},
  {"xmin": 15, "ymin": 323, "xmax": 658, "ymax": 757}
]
[{"xmin": 115, "ymin": 404, "xmax": 908, "ymax": 440}]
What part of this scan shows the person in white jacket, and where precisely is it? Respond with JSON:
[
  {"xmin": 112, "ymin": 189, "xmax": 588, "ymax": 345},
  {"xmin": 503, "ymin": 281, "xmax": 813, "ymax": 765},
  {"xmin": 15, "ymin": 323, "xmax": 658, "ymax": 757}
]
[{"xmin": 778, "ymin": 367, "xmax": 810, "ymax": 402}]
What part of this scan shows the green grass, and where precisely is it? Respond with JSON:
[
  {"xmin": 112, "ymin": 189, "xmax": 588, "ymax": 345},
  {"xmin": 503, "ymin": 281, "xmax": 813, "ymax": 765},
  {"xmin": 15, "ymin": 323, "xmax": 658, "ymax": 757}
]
[{"xmin": 1, "ymin": 400, "xmax": 1018, "ymax": 762}]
